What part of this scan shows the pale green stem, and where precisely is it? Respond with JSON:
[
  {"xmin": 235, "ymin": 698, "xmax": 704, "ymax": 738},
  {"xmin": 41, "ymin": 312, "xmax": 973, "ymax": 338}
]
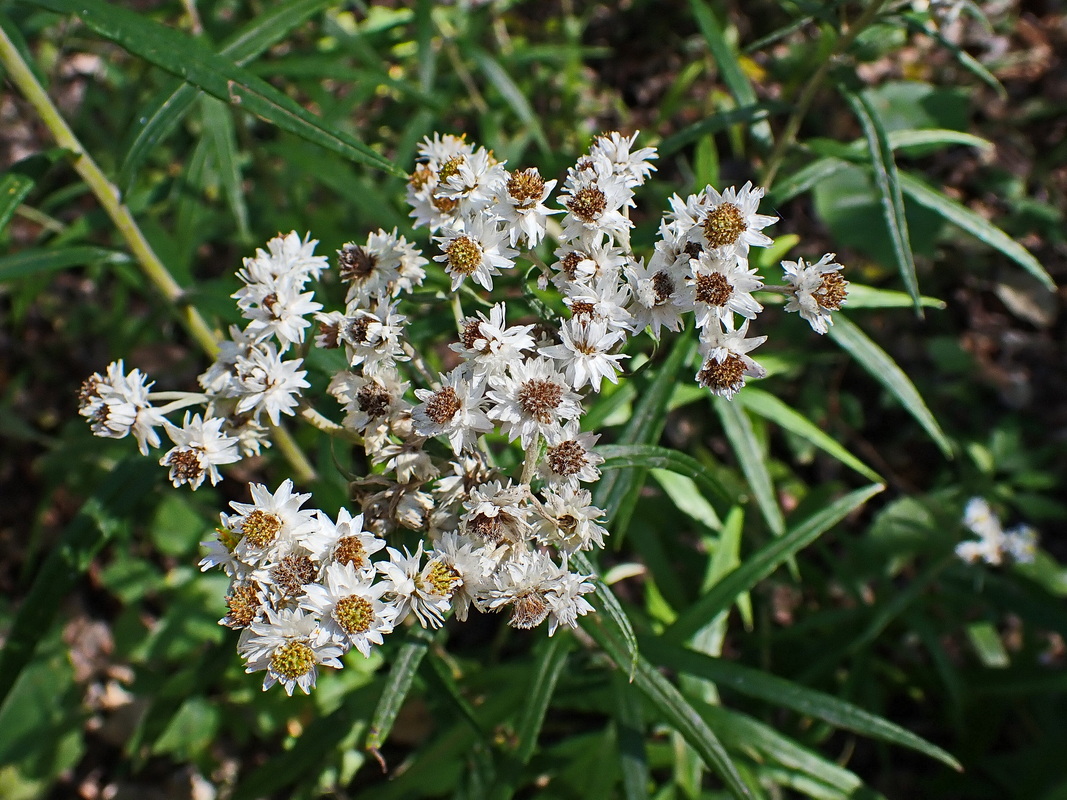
[
  {"xmin": 0, "ymin": 28, "xmax": 318, "ymax": 484},
  {"xmin": 760, "ymin": 0, "xmax": 889, "ymax": 189},
  {"xmin": 155, "ymin": 395, "xmax": 211, "ymax": 415}
]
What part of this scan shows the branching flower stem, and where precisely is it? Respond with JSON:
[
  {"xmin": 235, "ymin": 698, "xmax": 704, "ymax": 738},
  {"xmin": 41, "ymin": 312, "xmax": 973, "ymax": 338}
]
[{"xmin": 0, "ymin": 28, "xmax": 317, "ymax": 483}]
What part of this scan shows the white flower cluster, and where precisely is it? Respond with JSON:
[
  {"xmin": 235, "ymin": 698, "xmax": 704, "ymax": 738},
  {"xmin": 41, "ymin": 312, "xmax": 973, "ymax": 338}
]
[
  {"xmin": 956, "ymin": 497, "xmax": 1038, "ymax": 566},
  {"xmin": 79, "ymin": 131, "xmax": 851, "ymax": 694}
]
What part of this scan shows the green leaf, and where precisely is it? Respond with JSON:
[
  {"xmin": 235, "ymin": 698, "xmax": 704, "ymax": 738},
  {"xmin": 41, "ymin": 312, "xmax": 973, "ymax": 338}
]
[
  {"xmin": 31, "ymin": 0, "xmax": 400, "ymax": 177},
  {"xmin": 597, "ymin": 443, "xmax": 733, "ymax": 506},
  {"xmin": 657, "ymin": 102, "xmax": 785, "ymax": 157},
  {"xmin": 201, "ymin": 96, "xmax": 250, "ymax": 240},
  {"xmin": 844, "ymin": 89, "xmax": 920, "ymax": 311},
  {"xmin": 714, "ymin": 396, "xmax": 784, "ymax": 535},
  {"xmin": 966, "ymin": 621, "xmax": 1010, "ymax": 669},
  {"xmin": 689, "ymin": 0, "xmax": 773, "ymax": 149},
  {"xmin": 828, "ymin": 314, "xmax": 952, "ymax": 457},
  {"xmin": 667, "ymin": 484, "xmax": 884, "ymax": 642},
  {"xmin": 844, "ymin": 283, "xmax": 945, "ymax": 310},
  {"xmin": 364, "ymin": 626, "xmax": 433, "ymax": 752},
  {"xmin": 0, "ymin": 172, "xmax": 33, "ymax": 233},
  {"xmin": 897, "ymin": 170, "xmax": 1055, "ymax": 291},
  {"xmin": 770, "ymin": 157, "xmax": 851, "ymax": 205},
  {"xmin": 643, "ymin": 640, "xmax": 962, "ymax": 772},
  {"xmin": 0, "ymin": 461, "xmax": 152, "ymax": 711},
  {"xmin": 572, "ymin": 551, "xmax": 639, "ymax": 678},
  {"xmin": 470, "ymin": 49, "xmax": 550, "ymax": 154},
  {"xmin": 583, "ymin": 619, "xmax": 753, "ymax": 800},
  {"xmin": 735, "ymin": 388, "xmax": 883, "ymax": 483},
  {"xmin": 652, "ymin": 469, "xmax": 723, "ymax": 532},
  {"xmin": 593, "ymin": 335, "xmax": 695, "ymax": 536},
  {"xmin": 118, "ymin": 0, "xmax": 337, "ymax": 188},
  {"xmin": 611, "ymin": 671, "xmax": 651, "ymax": 800}
]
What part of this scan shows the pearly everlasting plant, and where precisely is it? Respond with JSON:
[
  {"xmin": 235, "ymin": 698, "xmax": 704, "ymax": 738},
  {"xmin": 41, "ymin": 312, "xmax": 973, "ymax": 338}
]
[{"xmin": 79, "ymin": 131, "xmax": 848, "ymax": 694}]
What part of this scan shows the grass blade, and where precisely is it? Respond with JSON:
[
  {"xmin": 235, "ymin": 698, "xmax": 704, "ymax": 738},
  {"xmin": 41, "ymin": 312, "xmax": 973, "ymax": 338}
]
[
  {"xmin": 597, "ymin": 443, "xmax": 732, "ymax": 505},
  {"xmin": 572, "ymin": 551, "xmax": 639, "ymax": 678},
  {"xmin": 201, "ymin": 96, "xmax": 250, "ymax": 240},
  {"xmin": 898, "ymin": 170, "xmax": 1055, "ymax": 291},
  {"xmin": 612, "ymin": 671, "xmax": 651, "ymax": 800},
  {"xmin": 583, "ymin": 618, "xmax": 753, "ymax": 800},
  {"xmin": 735, "ymin": 388, "xmax": 883, "ymax": 483},
  {"xmin": 644, "ymin": 640, "xmax": 962, "ymax": 771},
  {"xmin": 471, "ymin": 49, "xmax": 550, "ymax": 154},
  {"xmin": 828, "ymin": 313, "xmax": 952, "ymax": 457},
  {"xmin": 667, "ymin": 484, "xmax": 884, "ymax": 642},
  {"xmin": 0, "ymin": 246, "xmax": 130, "ymax": 282},
  {"xmin": 657, "ymin": 102, "xmax": 786, "ymax": 157},
  {"xmin": 32, "ymin": 0, "xmax": 401, "ymax": 177},
  {"xmin": 118, "ymin": 0, "xmax": 336, "ymax": 189},
  {"xmin": 843, "ymin": 89, "xmax": 920, "ymax": 312},
  {"xmin": 714, "ymin": 396, "xmax": 785, "ymax": 535},
  {"xmin": 365, "ymin": 626, "xmax": 433, "ymax": 754}
]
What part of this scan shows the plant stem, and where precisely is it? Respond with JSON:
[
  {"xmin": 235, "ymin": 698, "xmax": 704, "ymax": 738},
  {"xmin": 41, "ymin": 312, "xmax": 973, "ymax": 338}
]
[
  {"xmin": 760, "ymin": 0, "xmax": 888, "ymax": 189},
  {"xmin": 0, "ymin": 28, "xmax": 318, "ymax": 484}
]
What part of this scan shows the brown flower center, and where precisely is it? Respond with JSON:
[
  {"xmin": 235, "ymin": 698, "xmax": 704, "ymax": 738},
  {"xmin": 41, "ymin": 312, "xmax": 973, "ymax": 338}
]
[
  {"xmin": 165, "ymin": 449, "xmax": 203, "ymax": 483},
  {"xmin": 357, "ymin": 384, "xmax": 391, "ymax": 418},
  {"xmin": 559, "ymin": 251, "xmax": 583, "ymax": 279},
  {"xmin": 445, "ymin": 235, "xmax": 482, "ymax": 276},
  {"xmin": 425, "ymin": 386, "xmax": 462, "ymax": 425},
  {"xmin": 510, "ymin": 592, "xmax": 550, "ymax": 629},
  {"xmin": 507, "ymin": 168, "xmax": 547, "ymax": 208},
  {"xmin": 517, "ymin": 379, "xmax": 563, "ymax": 423},
  {"xmin": 271, "ymin": 554, "xmax": 316, "ymax": 596},
  {"xmin": 547, "ymin": 440, "xmax": 588, "ymax": 477},
  {"xmin": 333, "ymin": 535, "xmax": 368, "ymax": 570},
  {"xmin": 569, "ymin": 301, "xmax": 596, "ymax": 319},
  {"xmin": 697, "ymin": 354, "xmax": 746, "ymax": 395},
  {"xmin": 339, "ymin": 244, "xmax": 377, "ymax": 283},
  {"xmin": 461, "ymin": 319, "xmax": 489, "ymax": 352},
  {"xmin": 694, "ymin": 272, "xmax": 734, "ymax": 307},
  {"xmin": 567, "ymin": 186, "xmax": 608, "ymax": 223},
  {"xmin": 346, "ymin": 316, "xmax": 372, "ymax": 344},
  {"xmin": 702, "ymin": 202, "xmax": 746, "ymax": 248},
  {"xmin": 242, "ymin": 509, "xmax": 283, "ymax": 548},
  {"xmin": 270, "ymin": 640, "xmax": 315, "ymax": 680},
  {"xmin": 318, "ymin": 319, "xmax": 341, "ymax": 349},
  {"xmin": 816, "ymin": 272, "xmax": 848, "ymax": 310},
  {"xmin": 652, "ymin": 271, "xmax": 674, "ymax": 303},
  {"xmin": 225, "ymin": 583, "xmax": 261, "ymax": 628}
]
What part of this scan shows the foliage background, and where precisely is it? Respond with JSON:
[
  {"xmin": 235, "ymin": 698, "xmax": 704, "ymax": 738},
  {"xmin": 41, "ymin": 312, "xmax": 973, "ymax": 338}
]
[{"xmin": 1, "ymin": 0, "xmax": 1065, "ymax": 798}]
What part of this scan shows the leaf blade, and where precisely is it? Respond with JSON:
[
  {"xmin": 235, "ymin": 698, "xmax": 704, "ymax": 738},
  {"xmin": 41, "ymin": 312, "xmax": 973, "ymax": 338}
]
[{"xmin": 715, "ymin": 396, "xmax": 785, "ymax": 535}]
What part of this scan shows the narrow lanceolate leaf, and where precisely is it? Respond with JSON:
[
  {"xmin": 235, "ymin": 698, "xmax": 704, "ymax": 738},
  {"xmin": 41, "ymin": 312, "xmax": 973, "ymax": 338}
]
[
  {"xmin": 365, "ymin": 626, "xmax": 433, "ymax": 753},
  {"xmin": 845, "ymin": 283, "xmax": 945, "ymax": 310},
  {"xmin": 0, "ymin": 246, "xmax": 129, "ymax": 282},
  {"xmin": 714, "ymin": 396, "xmax": 784, "ymax": 536},
  {"xmin": 119, "ymin": 0, "xmax": 337, "ymax": 188},
  {"xmin": 597, "ymin": 444, "xmax": 733, "ymax": 505},
  {"xmin": 593, "ymin": 335, "xmax": 695, "ymax": 536},
  {"xmin": 844, "ymin": 89, "xmax": 920, "ymax": 312},
  {"xmin": 514, "ymin": 634, "xmax": 570, "ymax": 766},
  {"xmin": 898, "ymin": 170, "xmax": 1055, "ymax": 291},
  {"xmin": 667, "ymin": 484, "xmax": 884, "ymax": 642},
  {"xmin": 583, "ymin": 618, "xmax": 753, "ymax": 800},
  {"xmin": 657, "ymin": 102, "xmax": 785, "ymax": 157},
  {"xmin": 828, "ymin": 314, "xmax": 952, "ymax": 457},
  {"xmin": 572, "ymin": 551, "xmax": 639, "ymax": 678},
  {"xmin": 30, "ymin": 0, "xmax": 400, "ymax": 176},
  {"xmin": 0, "ymin": 461, "xmax": 152, "ymax": 711},
  {"xmin": 0, "ymin": 171, "xmax": 34, "ymax": 232},
  {"xmin": 471, "ymin": 50, "xmax": 550, "ymax": 153},
  {"xmin": 735, "ymin": 389, "xmax": 883, "ymax": 483},
  {"xmin": 611, "ymin": 671, "xmax": 651, "ymax": 800},
  {"xmin": 769, "ymin": 157, "xmax": 851, "ymax": 205},
  {"xmin": 689, "ymin": 0, "xmax": 773, "ymax": 150},
  {"xmin": 201, "ymin": 97, "xmax": 250, "ymax": 239},
  {"xmin": 643, "ymin": 640, "xmax": 962, "ymax": 772}
]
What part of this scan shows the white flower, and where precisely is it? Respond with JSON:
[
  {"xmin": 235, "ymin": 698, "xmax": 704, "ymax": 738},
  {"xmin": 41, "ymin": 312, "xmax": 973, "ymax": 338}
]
[
  {"xmin": 957, "ymin": 497, "xmax": 1038, "ymax": 566},
  {"xmin": 685, "ymin": 251, "xmax": 764, "ymax": 327},
  {"xmin": 627, "ymin": 256, "xmax": 688, "ymax": 340},
  {"xmin": 412, "ymin": 370, "xmax": 494, "ymax": 455},
  {"xmin": 545, "ymin": 570, "xmax": 596, "ymax": 635},
  {"xmin": 234, "ymin": 343, "xmax": 310, "ymax": 425},
  {"xmin": 487, "ymin": 549, "xmax": 568, "ymax": 630},
  {"xmin": 551, "ymin": 239, "xmax": 628, "ymax": 292},
  {"xmin": 328, "ymin": 367, "xmax": 411, "ymax": 435},
  {"xmin": 301, "ymin": 563, "xmax": 397, "ymax": 657},
  {"xmin": 540, "ymin": 318, "xmax": 628, "ymax": 393},
  {"xmin": 1003, "ymin": 525, "xmax": 1039, "ymax": 564},
  {"xmin": 238, "ymin": 607, "xmax": 342, "ymax": 695},
  {"xmin": 695, "ymin": 320, "xmax": 768, "ymax": 399},
  {"xmin": 426, "ymin": 532, "xmax": 493, "ymax": 621},
  {"xmin": 450, "ymin": 302, "xmax": 536, "ymax": 380},
  {"xmin": 559, "ymin": 155, "xmax": 634, "ymax": 245},
  {"xmin": 158, "ymin": 413, "xmax": 240, "ymax": 490},
  {"xmin": 590, "ymin": 130, "xmax": 658, "ymax": 188},
  {"xmin": 78, "ymin": 360, "xmax": 166, "ymax": 455},
  {"xmin": 239, "ymin": 231, "xmax": 329, "ymax": 286},
  {"xmin": 684, "ymin": 182, "xmax": 777, "ymax": 257},
  {"xmin": 233, "ymin": 271, "xmax": 322, "ymax": 351},
  {"xmin": 436, "ymin": 146, "xmax": 508, "ymax": 213},
  {"xmin": 303, "ymin": 508, "xmax": 385, "ymax": 575},
  {"xmin": 487, "ymin": 357, "xmax": 583, "ymax": 448},
  {"xmin": 535, "ymin": 486, "xmax": 609, "ymax": 556},
  {"xmin": 493, "ymin": 167, "xmax": 560, "ymax": 247},
  {"xmin": 198, "ymin": 325, "xmax": 258, "ymax": 397},
  {"xmin": 335, "ymin": 299, "xmax": 408, "ymax": 372},
  {"xmin": 226, "ymin": 479, "xmax": 318, "ymax": 568},
  {"xmin": 339, "ymin": 228, "xmax": 428, "ymax": 304},
  {"xmin": 434, "ymin": 215, "xmax": 518, "ymax": 292},
  {"xmin": 376, "ymin": 542, "xmax": 452, "ymax": 629},
  {"xmin": 562, "ymin": 274, "xmax": 634, "ymax": 334},
  {"xmin": 461, "ymin": 479, "xmax": 530, "ymax": 546},
  {"xmin": 538, "ymin": 422, "xmax": 603, "ymax": 488},
  {"xmin": 782, "ymin": 254, "xmax": 848, "ymax": 335}
]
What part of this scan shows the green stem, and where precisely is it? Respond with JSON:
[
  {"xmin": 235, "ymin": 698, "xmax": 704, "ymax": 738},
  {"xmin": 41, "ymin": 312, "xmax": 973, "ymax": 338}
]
[
  {"xmin": 0, "ymin": 28, "xmax": 318, "ymax": 484},
  {"xmin": 760, "ymin": 0, "xmax": 888, "ymax": 189}
]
